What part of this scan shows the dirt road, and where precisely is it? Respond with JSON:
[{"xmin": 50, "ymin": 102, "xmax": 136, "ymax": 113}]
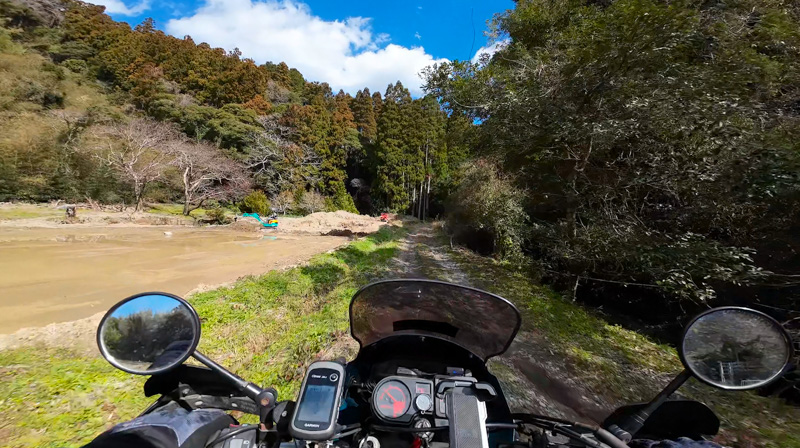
[
  {"xmin": 0, "ymin": 226, "xmax": 348, "ymax": 334},
  {"xmin": 390, "ymin": 223, "xmax": 613, "ymax": 423}
]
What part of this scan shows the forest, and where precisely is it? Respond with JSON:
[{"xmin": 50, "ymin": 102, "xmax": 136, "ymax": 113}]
[
  {"xmin": 425, "ymin": 0, "xmax": 800, "ymax": 329},
  {"xmin": 0, "ymin": 0, "xmax": 467, "ymax": 217},
  {"xmin": 2, "ymin": 0, "xmax": 800, "ymax": 329}
]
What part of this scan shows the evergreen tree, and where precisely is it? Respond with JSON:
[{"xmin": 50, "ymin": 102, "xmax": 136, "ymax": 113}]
[
  {"xmin": 373, "ymin": 82, "xmax": 413, "ymax": 211},
  {"xmin": 351, "ymin": 88, "xmax": 377, "ymax": 143},
  {"xmin": 371, "ymin": 90, "xmax": 383, "ymax": 120}
]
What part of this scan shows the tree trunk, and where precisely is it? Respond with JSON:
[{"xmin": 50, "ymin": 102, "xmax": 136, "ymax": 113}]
[
  {"xmin": 411, "ymin": 186, "xmax": 417, "ymax": 218},
  {"xmin": 133, "ymin": 182, "xmax": 144, "ymax": 213},
  {"xmin": 185, "ymin": 198, "xmax": 206, "ymax": 215},
  {"xmin": 423, "ymin": 144, "xmax": 430, "ymax": 221},
  {"xmin": 418, "ymin": 181, "xmax": 424, "ymax": 220},
  {"xmin": 424, "ymin": 175, "xmax": 431, "ymax": 221},
  {"xmin": 182, "ymin": 168, "xmax": 192, "ymax": 216}
]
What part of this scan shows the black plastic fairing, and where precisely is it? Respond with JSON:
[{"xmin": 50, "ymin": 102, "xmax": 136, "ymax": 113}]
[{"xmin": 603, "ymin": 400, "xmax": 720, "ymax": 440}]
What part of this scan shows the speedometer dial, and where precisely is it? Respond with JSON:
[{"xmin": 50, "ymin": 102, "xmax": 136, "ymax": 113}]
[{"xmin": 374, "ymin": 380, "xmax": 410, "ymax": 419}]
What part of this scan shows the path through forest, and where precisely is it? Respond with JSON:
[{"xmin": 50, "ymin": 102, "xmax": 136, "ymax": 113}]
[{"xmin": 387, "ymin": 223, "xmax": 614, "ymax": 423}]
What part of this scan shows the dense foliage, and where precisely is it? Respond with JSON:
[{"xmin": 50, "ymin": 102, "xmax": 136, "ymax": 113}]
[
  {"xmin": 0, "ymin": 0, "xmax": 465, "ymax": 216},
  {"xmin": 424, "ymin": 0, "xmax": 800, "ymax": 316},
  {"xmin": 239, "ymin": 190, "xmax": 271, "ymax": 216}
]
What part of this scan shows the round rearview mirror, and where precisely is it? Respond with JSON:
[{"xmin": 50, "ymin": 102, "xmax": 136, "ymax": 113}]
[
  {"xmin": 681, "ymin": 307, "xmax": 793, "ymax": 390},
  {"xmin": 97, "ymin": 292, "xmax": 200, "ymax": 375}
]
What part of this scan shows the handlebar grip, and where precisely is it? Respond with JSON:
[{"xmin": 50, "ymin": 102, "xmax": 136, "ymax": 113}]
[
  {"xmin": 606, "ymin": 424, "xmax": 632, "ymax": 443},
  {"xmin": 595, "ymin": 428, "xmax": 631, "ymax": 448}
]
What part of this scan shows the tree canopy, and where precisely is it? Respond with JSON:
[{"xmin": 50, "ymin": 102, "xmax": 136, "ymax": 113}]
[
  {"xmin": 0, "ymin": 0, "xmax": 462, "ymax": 217},
  {"xmin": 423, "ymin": 0, "xmax": 800, "ymax": 315}
]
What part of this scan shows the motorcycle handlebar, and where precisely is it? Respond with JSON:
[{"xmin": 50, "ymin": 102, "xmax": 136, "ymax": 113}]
[{"xmin": 595, "ymin": 427, "xmax": 631, "ymax": 448}]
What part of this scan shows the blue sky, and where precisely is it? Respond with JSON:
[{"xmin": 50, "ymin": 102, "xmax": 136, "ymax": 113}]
[
  {"xmin": 92, "ymin": 0, "xmax": 513, "ymax": 95},
  {"xmin": 113, "ymin": 294, "xmax": 185, "ymax": 317}
]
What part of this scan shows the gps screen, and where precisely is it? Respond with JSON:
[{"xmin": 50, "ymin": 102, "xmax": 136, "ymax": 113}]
[{"xmin": 297, "ymin": 384, "xmax": 336, "ymax": 423}]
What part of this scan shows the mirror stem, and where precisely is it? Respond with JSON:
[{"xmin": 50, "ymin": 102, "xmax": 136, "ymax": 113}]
[
  {"xmin": 192, "ymin": 351, "xmax": 264, "ymax": 400},
  {"xmin": 613, "ymin": 369, "xmax": 692, "ymax": 441}
]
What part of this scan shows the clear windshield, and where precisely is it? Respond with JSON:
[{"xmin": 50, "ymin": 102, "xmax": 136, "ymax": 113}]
[{"xmin": 349, "ymin": 280, "xmax": 522, "ymax": 360}]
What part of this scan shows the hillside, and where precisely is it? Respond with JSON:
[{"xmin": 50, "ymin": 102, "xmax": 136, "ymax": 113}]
[{"xmin": 0, "ymin": 0, "xmax": 465, "ymax": 217}]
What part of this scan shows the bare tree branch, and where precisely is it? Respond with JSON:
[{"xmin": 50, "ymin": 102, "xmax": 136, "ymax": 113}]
[{"xmin": 92, "ymin": 119, "xmax": 180, "ymax": 211}]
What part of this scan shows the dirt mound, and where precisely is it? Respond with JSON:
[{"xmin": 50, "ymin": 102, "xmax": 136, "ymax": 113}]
[
  {"xmin": 280, "ymin": 211, "xmax": 386, "ymax": 235},
  {"xmin": 0, "ymin": 312, "xmax": 102, "ymax": 354},
  {"xmin": 229, "ymin": 216, "xmax": 265, "ymax": 232}
]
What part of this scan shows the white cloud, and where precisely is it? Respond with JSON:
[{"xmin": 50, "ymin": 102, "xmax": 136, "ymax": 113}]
[
  {"xmin": 471, "ymin": 40, "xmax": 508, "ymax": 64},
  {"xmin": 414, "ymin": 32, "xmax": 422, "ymax": 40},
  {"xmin": 90, "ymin": 0, "xmax": 151, "ymax": 16},
  {"xmin": 165, "ymin": 0, "xmax": 448, "ymax": 96}
]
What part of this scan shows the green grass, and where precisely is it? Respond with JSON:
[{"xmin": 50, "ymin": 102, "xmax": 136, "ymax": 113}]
[
  {"xmin": 0, "ymin": 350, "xmax": 150, "ymax": 447},
  {"xmin": 0, "ymin": 206, "xmax": 63, "ymax": 220},
  {"xmin": 0, "ymin": 226, "xmax": 405, "ymax": 448},
  {"xmin": 448, "ymin": 247, "xmax": 800, "ymax": 448},
  {"xmin": 145, "ymin": 203, "xmax": 211, "ymax": 218}
]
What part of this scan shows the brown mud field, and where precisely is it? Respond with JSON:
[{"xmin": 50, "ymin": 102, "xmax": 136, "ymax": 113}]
[{"xmin": 0, "ymin": 226, "xmax": 348, "ymax": 334}]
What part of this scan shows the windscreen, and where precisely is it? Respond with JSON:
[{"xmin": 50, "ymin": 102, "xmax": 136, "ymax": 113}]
[{"xmin": 349, "ymin": 280, "xmax": 522, "ymax": 360}]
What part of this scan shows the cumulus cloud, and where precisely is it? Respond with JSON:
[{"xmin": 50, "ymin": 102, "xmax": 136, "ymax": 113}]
[
  {"xmin": 471, "ymin": 40, "xmax": 508, "ymax": 64},
  {"xmin": 166, "ymin": 0, "xmax": 448, "ymax": 95},
  {"xmin": 91, "ymin": 0, "xmax": 151, "ymax": 16}
]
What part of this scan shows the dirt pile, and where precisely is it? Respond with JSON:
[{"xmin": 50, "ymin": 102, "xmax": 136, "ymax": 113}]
[
  {"xmin": 280, "ymin": 211, "xmax": 387, "ymax": 236},
  {"xmin": 229, "ymin": 215, "xmax": 265, "ymax": 232},
  {"xmin": 0, "ymin": 312, "xmax": 102, "ymax": 353}
]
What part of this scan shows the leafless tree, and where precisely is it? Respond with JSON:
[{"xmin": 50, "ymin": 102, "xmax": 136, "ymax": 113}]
[
  {"xmin": 50, "ymin": 110, "xmax": 90, "ymax": 147},
  {"xmin": 272, "ymin": 190, "xmax": 295, "ymax": 215},
  {"xmin": 300, "ymin": 190, "xmax": 326, "ymax": 214},
  {"xmin": 246, "ymin": 116, "xmax": 321, "ymax": 195},
  {"xmin": 93, "ymin": 119, "xmax": 180, "ymax": 212},
  {"xmin": 168, "ymin": 141, "xmax": 251, "ymax": 215}
]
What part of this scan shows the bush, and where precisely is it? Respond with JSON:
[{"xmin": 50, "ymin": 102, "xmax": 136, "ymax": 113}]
[
  {"xmin": 206, "ymin": 207, "xmax": 230, "ymax": 225},
  {"xmin": 300, "ymin": 190, "xmax": 325, "ymax": 214},
  {"xmin": 446, "ymin": 160, "xmax": 528, "ymax": 260},
  {"xmin": 239, "ymin": 190, "xmax": 271, "ymax": 216},
  {"xmin": 326, "ymin": 186, "xmax": 359, "ymax": 214},
  {"xmin": 61, "ymin": 59, "xmax": 88, "ymax": 75},
  {"xmin": 272, "ymin": 190, "xmax": 294, "ymax": 215}
]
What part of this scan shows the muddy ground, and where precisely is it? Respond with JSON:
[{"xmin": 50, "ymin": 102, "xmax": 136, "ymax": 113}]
[
  {"xmin": 0, "ymin": 226, "xmax": 350, "ymax": 335},
  {"xmin": 0, "ymin": 203, "xmax": 393, "ymax": 339}
]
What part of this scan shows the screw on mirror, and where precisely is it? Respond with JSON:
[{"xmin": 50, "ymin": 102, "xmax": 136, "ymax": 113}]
[
  {"xmin": 612, "ymin": 370, "xmax": 692, "ymax": 440},
  {"xmin": 257, "ymin": 388, "xmax": 278, "ymax": 426}
]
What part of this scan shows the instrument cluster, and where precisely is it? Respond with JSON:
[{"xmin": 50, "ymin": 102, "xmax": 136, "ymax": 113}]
[{"xmin": 371, "ymin": 376, "xmax": 434, "ymax": 424}]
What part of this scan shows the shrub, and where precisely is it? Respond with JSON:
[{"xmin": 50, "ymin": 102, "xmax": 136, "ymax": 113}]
[
  {"xmin": 446, "ymin": 160, "xmax": 528, "ymax": 260},
  {"xmin": 206, "ymin": 207, "xmax": 230, "ymax": 224},
  {"xmin": 61, "ymin": 59, "xmax": 88, "ymax": 75},
  {"xmin": 272, "ymin": 190, "xmax": 294, "ymax": 215},
  {"xmin": 326, "ymin": 187, "xmax": 359, "ymax": 214},
  {"xmin": 239, "ymin": 190, "xmax": 271, "ymax": 216},
  {"xmin": 300, "ymin": 190, "xmax": 325, "ymax": 214}
]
